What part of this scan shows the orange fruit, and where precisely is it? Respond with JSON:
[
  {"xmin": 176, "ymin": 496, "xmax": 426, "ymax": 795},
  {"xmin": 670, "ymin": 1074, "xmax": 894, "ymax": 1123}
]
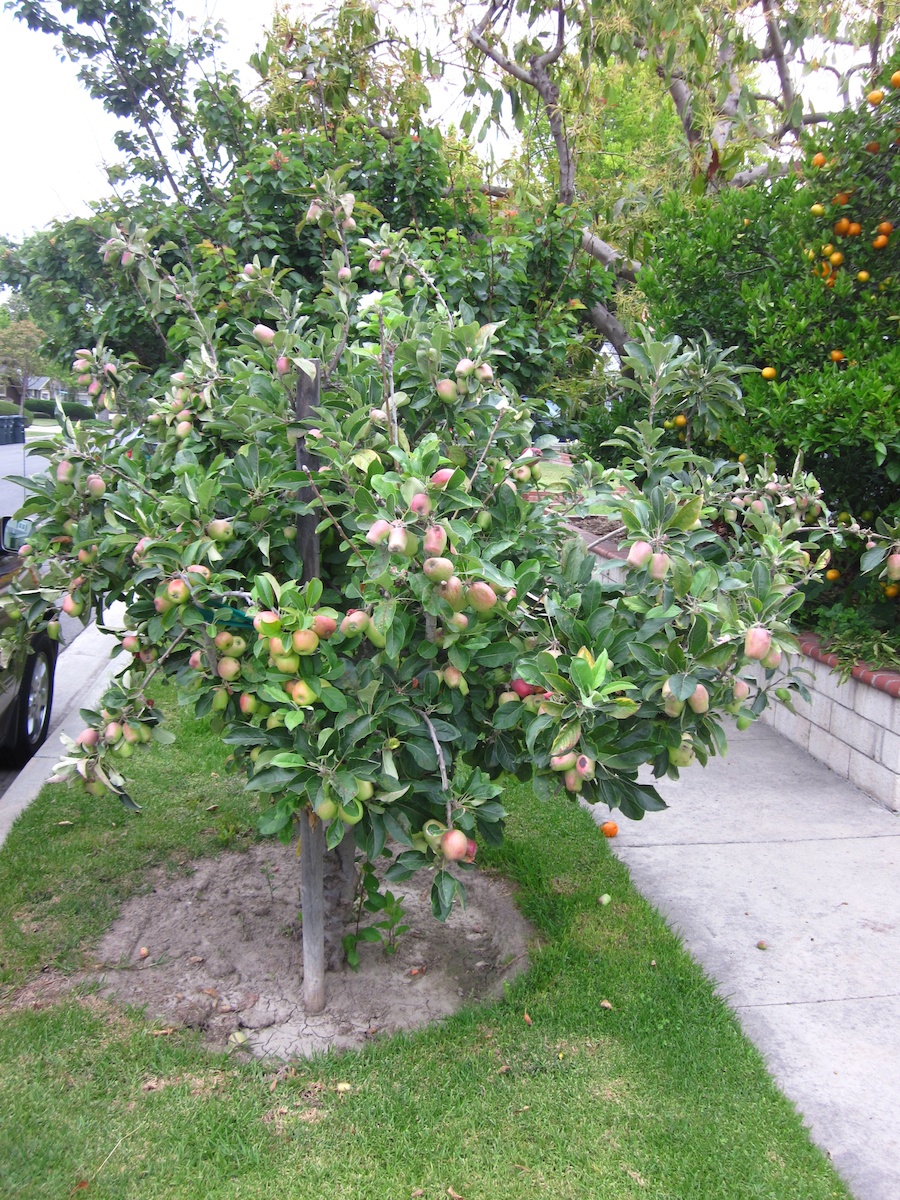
[
  {"xmin": 878, "ymin": 221, "xmax": 894, "ymax": 235},
  {"xmin": 892, "ymin": 71, "xmax": 900, "ymax": 88},
  {"xmin": 858, "ymin": 270, "xmax": 871, "ymax": 281},
  {"xmin": 830, "ymin": 349, "xmax": 845, "ymax": 361},
  {"xmin": 825, "ymin": 276, "xmax": 836, "ymax": 287},
  {"xmin": 866, "ymin": 141, "xmax": 882, "ymax": 153},
  {"xmin": 848, "ymin": 222, "xmax": 862, "ymax": 236},
  {"xmin": 812, "ymin": 152, "xmax": 827, "ymax": 167},
  {"xmin": 868, "ymin": 89, "xmax": 885, "ymax": 105},
  {"xmin": 829, "ymin": 251, "xmax": 844, "ymax": 266},
  {"xmin": 810, "ymin": 203, "xmax": 825, "ymax": 216},
  {"xmin": 885, "ymin": 583, "xmax": 900, "ymax": 598},
  {"xmin": 825, "ymin": 568, "xmax": 841, "ymax": 581},
  {"xmin": 600, "ymin": 821, "xmax": 618, "ymax": 838},
  {"xmin": 761, "ymin": 366, "xmax": 777, "ymax": 380},
  {"xmin": 674, "ymin": 414, "xmax": 687, "ymax": 427},
  {"xmin": 833, "ymin": 217, "xmax": 850, "ymax": 236},
  {"xmin": 833, "ymin": 192, "xmax": 851, "ymax": 206},
  {"xmin": 821, "ymin": 243, "xmax": 834, "ymax": 255},
  {"xmin": 737, "ymin": 453, "xmax": 748, "ymax": 463},
  {"xmin": 873, "ymin": 234, "xmax": 889, "ymax": 249}
]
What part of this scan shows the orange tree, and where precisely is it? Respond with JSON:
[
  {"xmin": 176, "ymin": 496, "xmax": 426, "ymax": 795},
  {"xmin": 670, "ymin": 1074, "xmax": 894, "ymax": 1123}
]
[
  {"xmin": 4, "ymin": 180, "xmax": 840, "ymax": 1010},
  {"xmin": 636, "ymin": 68, "xmax": 900, "ymax": 646}
]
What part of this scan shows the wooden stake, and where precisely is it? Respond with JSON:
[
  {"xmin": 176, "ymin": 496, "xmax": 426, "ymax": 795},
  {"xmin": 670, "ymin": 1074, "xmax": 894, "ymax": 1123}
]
[
  {"xmin": 295, "ymin": 362, "xmax": 321, "ymax": 583},
  {"xmin": 300, "ymin": 809, "xmax": 326, "ymax": 1014}
]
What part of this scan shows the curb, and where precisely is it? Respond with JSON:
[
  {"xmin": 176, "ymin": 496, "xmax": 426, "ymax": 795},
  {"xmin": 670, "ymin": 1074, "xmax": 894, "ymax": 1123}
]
[{"xmin": 0, "ymin": 620, "xmax": 121, "ymax": 849}]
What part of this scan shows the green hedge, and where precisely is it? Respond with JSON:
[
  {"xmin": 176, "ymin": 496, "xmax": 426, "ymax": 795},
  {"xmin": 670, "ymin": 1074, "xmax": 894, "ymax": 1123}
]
[{"xmin": 0, "ymin": 400, "xmax": 33, "ymax": 426}]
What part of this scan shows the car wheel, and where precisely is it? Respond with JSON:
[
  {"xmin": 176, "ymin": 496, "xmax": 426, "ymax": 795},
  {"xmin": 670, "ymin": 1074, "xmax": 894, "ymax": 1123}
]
[{"xmin": 7, "ymin": 641, "xmax": 56, "ymax": 766}]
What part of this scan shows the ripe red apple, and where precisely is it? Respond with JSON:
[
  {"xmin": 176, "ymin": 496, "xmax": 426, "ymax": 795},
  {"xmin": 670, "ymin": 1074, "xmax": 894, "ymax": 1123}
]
[
  {"xmin": 744, "ymin": 627, "xmax": 772, "ymax": 661},
  {"xmin": 550, "ymin": 751, "xmax": 577, "ymax": 771},
  {"xmin": 341, "ymin": 611, "xmax": 370, "ymax": 637},
  {"xmin": 440, "ymin": 829, "xmax": 469, "ymax": 861},
  {"xmin": 410, "ymin": 492, "xmax": 431, "ymax": 517},
  {"xmin": 337, "ymin": 266, "xmax": 352, "ymax": 282},
  {"xmin": 174, "ymin": 420, "xmax": 193, "ymax": 439},
  {"xmin": 275, "ymin": 356, "xmax": 290, "ymax": 375},
  {"xmin": 186, "ymin": 564, "xmax": 211, "ymax": 582},
  {"xmin": 103, "ymin": 721, "xmax": 123, "ymax": 744},
  {"xmin": 189, "ymin": 650, "xmax": 203, "ymax": 669},
  {"xmin": 292, "ymin": 629, "xmax": 320, "ymax": 656},
  {"xmin": 77, "ymin": 545, "xmax": 98, "ymax": 565},
  {"xmin": 563, "ymin": 768, "xmax": 583, "ymax": 794},
  {"xmin": 435, "ymin": 379, "xmax": 458, "ymax": 401},
  {"xmin": 455, "ymin": 357, "xmax": 476, "ymax": 377},
  {"xmin": 217, "ymin": 657, "xmax": 241, "ymax": 681},
  {"xmin": 510, "ymin": 678, "xmax": 542, "ymax": 699},
  {"xmin": 214, "ymin": 629, "xmax": 233, "ymax": 652},
  {"xmin": 311, "ymin": 613, "xmax": 337, "ymax": 639},
  {"xmin": 761, "ymin": 646, "xmax": 783, "ymax": 670},
  {"xmin": 76, "ymin": 728, "xmax": 99, "ymax": 748},
  {"xmin": 467, "ymin": 581, "xmax": 497, "ymax": 613},
  {"xmin": 167, "ymin": 578, "xmax": 190, "ymax": 605},
  {"xmin": 85, "ymin": 474, "xmax": 106, "ymax": 498},
  {"xmin": 424, "ymin": 556, "xmax": 455, "ymax": 582},
  {"xmin": 649, "ymin": 553, "xmax": 671, "ymax": 581},
  {"xmin": 443, "ymin": 665, "xmax": 464, "ymax": 689},
  {"xmin": 366, "ymin": 518, "xmax": 392, "ymax": 546},
  {"xmin": 57, "ymin": 460, "xmax": 75, "ymax": 485},
  {"xmin": 687, "ymin": 683, "xmax": 710, "ymax": 714},
  {"xmin": 239, "ymin": 692, "xmax": 257, "ymax": 715},
  {"xmin": 368, "ymin": 257, "xmax": 384, "ymax": 273},
  {"xmin": 430, "ymin": 468, "xmax": 455, "ymax": 490},
  {"xmin": 438, "ymin": 576, "xmax": 466, "ymax": 611},
  {"xmin": 733, "ymin": 679, "xmax": 751, "ymax": 702},
  {"xmin": 423, "ymin": 524, "xmax": 447, "ymax": 555},
  {"xmin": 62, "ymin": 594, "xmax": 84, "ymax": 617},
  {"xmin": 287, "ymin": 679, "xmax": 316, "ymax": 705},
  {"xmin": 253, "ymin": 610, "xmax": 280, "ymax": 635},
  {"xmin": 447, "ymin": 613, "xmax": 468, "ymax": 632},
  {"xmin": 253, "ymin": 323, "xmax": 275, "ymax": 345},
  {"xmin": 475, "ymin": 363, "xmax": 493, "ymax": 383},
  {"xmin": 626, "ymin": 540, "xmax": 653, "ymax": 569},
  {"xmin": 886, "ymin": 553, "xmax": 900, "ymax": 581},
  {"xmin": 388, "ymin": 524, "xmax": 411, "ymax": 555},
  {"xmin": 575, "ymin": 754, "xmax": 596, "ymax": 780}
]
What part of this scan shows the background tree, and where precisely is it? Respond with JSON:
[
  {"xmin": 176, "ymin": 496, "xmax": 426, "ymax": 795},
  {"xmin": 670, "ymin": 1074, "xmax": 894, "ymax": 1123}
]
[{"xmin": 0, "ymin": 318, "xmax": 57, "ymax": 414}]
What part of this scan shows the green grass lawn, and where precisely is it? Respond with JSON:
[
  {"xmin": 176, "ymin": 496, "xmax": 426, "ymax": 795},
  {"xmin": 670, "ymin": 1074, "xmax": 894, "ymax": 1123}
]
[{"xmin": 0, "ymin": 689, "xmax": 851, "ymax": 1200}]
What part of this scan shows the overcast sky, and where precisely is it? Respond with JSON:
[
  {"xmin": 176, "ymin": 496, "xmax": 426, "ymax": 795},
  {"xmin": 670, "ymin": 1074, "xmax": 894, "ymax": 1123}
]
[{"xmin": 0, "ymin": 1, "xmax": 273, "ymax": 241}]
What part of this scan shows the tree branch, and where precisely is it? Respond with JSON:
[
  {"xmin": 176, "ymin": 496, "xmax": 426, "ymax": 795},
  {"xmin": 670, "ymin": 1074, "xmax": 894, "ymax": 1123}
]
[
  {"xmin": 581, "ymin": 230, "xmax": 640, "ymax": 283},
  {"xmin": 586, "ymin": 302, "xmax": 629, "ymax": 358}
]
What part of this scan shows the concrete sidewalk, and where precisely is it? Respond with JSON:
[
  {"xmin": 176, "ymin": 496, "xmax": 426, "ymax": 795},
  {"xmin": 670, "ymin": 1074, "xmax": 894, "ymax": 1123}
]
[
  {"xmin": 587, "ymin": 720, "xmax": 900, "ymax": 1200},
  {"xmin": 0, "ymin": 620, "xmax": 121, "ymax": 848}
]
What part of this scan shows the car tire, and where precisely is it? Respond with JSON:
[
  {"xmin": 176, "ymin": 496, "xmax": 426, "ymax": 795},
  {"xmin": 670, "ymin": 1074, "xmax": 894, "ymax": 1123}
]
[{"xmin": 4, "ymin": 640, "xmax": 56, "ymax": 766}]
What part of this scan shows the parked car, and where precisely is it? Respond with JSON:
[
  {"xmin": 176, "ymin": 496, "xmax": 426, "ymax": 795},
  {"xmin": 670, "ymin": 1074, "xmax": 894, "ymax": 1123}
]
[{"xmin": 0, "ymin": 516, "xmax": 56, "ymax": 765}]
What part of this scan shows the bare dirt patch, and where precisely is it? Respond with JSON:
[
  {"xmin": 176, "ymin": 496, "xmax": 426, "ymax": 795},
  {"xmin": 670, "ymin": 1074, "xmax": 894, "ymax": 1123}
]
[{"xmin": 88, "ymin": 842, "xmax": 532, "ymax": 1060}]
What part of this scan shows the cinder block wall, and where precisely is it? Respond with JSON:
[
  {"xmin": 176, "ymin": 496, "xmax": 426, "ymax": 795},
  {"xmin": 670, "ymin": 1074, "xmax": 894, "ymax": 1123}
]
[{"xmin": 759, "ymin": 638, "xmax": 900, "ymax": 813}]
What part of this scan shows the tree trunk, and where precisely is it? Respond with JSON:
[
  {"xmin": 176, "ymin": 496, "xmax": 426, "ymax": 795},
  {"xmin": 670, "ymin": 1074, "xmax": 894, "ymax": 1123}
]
[{"xmin": 300, "ymin": 808, "xmax": 327, "ymax": 1013}]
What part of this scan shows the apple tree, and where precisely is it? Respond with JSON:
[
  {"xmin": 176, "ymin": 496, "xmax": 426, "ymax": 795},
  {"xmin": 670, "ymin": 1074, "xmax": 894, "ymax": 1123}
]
[{"xmin": 5, "ymin": 180, "xmax": 839, "ymax": 1012}]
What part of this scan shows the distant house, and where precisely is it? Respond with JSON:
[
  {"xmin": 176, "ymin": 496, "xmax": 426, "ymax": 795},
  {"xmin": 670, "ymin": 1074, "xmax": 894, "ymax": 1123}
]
[{"xmin": 0, "ymin": 374, "xmax": 71, "ymax": 407}]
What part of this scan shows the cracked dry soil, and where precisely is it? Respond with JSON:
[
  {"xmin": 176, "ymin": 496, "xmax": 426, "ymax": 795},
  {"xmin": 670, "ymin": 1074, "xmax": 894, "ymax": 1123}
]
[{"xmin": 91, "ymin": 842, "xmax": 532, "ymax": 1060}]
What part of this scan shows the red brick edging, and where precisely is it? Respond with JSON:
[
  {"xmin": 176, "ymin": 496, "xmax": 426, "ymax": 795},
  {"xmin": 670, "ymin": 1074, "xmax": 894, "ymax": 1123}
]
[{"xmin": 796, "ymin": 634, "xmax": 900, "ymax": 699}]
